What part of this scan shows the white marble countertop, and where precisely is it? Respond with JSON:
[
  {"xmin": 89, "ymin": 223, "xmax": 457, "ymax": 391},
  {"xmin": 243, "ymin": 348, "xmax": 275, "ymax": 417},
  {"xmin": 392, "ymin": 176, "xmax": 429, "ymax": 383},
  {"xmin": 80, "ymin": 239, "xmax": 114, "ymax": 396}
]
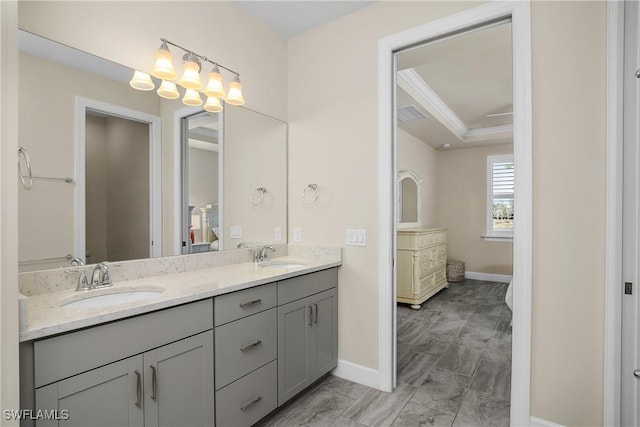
[{"xmin": 20, "ymin": 256, "xmax": 341, "ymax": 342}]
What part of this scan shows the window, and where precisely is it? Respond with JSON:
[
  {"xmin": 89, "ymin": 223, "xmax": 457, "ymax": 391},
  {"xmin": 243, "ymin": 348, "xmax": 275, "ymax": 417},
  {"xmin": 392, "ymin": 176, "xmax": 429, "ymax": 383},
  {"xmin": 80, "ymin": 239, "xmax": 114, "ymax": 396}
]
[{"xmin": 486, "ymin": 154, "xmax": 514, "ymax": 239}]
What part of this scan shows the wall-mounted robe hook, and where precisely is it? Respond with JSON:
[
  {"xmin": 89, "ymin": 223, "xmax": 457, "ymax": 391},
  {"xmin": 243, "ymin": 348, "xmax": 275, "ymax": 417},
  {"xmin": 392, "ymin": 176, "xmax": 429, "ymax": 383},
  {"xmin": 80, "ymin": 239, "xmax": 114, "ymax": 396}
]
[
  {"xmin": 303, "ymin": 183, "xmax": 319, "ymax": 204},
  {"xmin": 250, "ymin": 187, "xmax": 267, "ymax": 205}
]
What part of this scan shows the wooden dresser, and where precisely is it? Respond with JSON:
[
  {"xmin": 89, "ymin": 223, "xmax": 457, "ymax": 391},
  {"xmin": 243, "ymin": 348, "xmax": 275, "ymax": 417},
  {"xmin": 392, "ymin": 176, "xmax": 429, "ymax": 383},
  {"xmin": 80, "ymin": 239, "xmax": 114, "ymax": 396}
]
[{"xmin": 397, "ymin": 228, "xmax": 448, "ymax": 309}]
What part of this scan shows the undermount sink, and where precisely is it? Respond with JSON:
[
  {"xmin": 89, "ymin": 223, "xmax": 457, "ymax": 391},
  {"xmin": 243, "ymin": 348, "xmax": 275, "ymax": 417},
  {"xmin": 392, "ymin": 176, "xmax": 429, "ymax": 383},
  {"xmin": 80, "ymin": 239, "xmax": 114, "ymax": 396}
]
[
  {"xmin": 258, "ymin": 260, "xmax": 307, "ymax": 269},
  {"xmin": 60, "ymin": 287, "xmax": 165, "ymax": 309}
]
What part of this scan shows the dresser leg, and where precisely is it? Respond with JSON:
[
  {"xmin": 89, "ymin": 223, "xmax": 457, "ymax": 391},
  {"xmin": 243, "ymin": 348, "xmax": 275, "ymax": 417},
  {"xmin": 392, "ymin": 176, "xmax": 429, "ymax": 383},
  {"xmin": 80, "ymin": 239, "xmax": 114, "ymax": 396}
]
[{"xmin": 410, "ymin": 304, "xmax": 421, "ymax": 310}]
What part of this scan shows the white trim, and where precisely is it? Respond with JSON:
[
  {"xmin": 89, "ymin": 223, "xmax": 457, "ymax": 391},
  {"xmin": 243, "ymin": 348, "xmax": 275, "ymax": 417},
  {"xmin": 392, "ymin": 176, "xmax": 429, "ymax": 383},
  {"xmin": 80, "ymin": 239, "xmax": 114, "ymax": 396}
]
[
  {"xmin": 464, "ymin": 124, "xmax": 513, "ymax": 143},
  {"xmin": 604, "ymin": 1, "xmax": 625, "ymax": 425},
  {"xmin": 464, "ymin": 271, "xmax": 512, "ymax": 284},
  {"xmin": 75, "ymin": 97, "xmax": 162, "ymax": 262},
  {"xmin": 332, "ymin": 359, "xmax": 380, "ymax": 390},
  {"xmin": 530, "ymin": 416, "xmax": 567, "ymax": 427},
  {"xmin": 378, "ymin": 2, "xmax": 532, "ymax": 425}
]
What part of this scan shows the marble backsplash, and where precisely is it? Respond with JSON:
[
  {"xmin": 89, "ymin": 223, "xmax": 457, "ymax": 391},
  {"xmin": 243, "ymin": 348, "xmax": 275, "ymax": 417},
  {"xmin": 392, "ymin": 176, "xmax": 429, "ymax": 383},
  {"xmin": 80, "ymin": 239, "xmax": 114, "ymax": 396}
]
[{"xmin": 19, "ymin": 244, "xmax": 342, "ymax": 296}]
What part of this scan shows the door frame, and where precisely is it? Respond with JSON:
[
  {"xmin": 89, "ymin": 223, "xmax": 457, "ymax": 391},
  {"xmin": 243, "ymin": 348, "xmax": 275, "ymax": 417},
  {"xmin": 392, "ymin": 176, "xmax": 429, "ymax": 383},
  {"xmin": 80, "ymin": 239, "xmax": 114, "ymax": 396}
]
[
  {"xmin": 377, "ymin": 2, "xmax": 532, "ymax": 426},
  {"xmin": 75, "ymin": 96, "xmax": 162, "ymax": 262}
]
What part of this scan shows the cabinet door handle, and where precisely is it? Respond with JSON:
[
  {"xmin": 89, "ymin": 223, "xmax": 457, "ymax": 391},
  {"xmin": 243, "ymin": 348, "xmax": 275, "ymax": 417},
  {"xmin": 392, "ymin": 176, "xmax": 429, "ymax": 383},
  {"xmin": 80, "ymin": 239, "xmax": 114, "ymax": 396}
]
[
  {"xmin": 239, "ymin": 298, "xmax": 262, "ymax": 308},
  {"xmin": 307, "ymin": 305, "xmax": 313, "ymax": 326},
  {"xmin": 313, "ymin": 303, "xmax": 318, "ymax": 324},
  {"xmin": 240, "ymin": 339, "xmax": 263, "ymax": 352},
  {"xmin": 240, "ymin": 396, "xmax": 263, "ymax": 411},
  {"xmin": 134, "ymin": 370, "xmax": 142, "ymax": 407},
  {"xmin": 150, "ymin": 365, "xmax": 157, "ymax": 400}
]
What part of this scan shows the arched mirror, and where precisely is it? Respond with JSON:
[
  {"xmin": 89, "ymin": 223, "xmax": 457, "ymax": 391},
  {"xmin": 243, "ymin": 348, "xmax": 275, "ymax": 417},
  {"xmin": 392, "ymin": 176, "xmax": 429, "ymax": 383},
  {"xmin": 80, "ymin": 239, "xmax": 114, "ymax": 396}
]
[{"xmin": 397, "ymin": 170, "xmax": 422, "ymax": 229}]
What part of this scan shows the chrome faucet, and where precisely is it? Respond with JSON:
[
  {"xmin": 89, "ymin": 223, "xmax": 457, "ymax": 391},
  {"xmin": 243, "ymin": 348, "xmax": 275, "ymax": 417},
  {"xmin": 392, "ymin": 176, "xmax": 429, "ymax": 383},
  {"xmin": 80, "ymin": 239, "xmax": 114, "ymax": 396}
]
[
  {"xmin": 237, "ymin": 242, "xmax": 249, "ymax": 249},
  {"xmin": 258, "ymin": 245, "xmax": 276, "ymax": 262},
  {"xmin": 91, "ymin": 262, "xmax": 112, "ymax": 288}
]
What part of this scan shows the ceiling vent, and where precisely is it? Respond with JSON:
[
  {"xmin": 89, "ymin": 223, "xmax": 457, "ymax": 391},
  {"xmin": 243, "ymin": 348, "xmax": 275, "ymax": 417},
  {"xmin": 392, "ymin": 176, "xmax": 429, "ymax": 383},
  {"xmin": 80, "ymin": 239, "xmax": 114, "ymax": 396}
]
[{"xmin": 397, "ymin": 105, "xmax": 428, "ymax": 123}]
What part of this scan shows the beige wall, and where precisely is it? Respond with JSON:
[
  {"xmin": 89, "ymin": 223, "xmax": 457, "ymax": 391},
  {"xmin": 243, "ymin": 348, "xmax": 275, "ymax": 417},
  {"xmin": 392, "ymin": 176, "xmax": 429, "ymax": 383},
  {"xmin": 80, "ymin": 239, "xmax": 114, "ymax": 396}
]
[
  {"xmin": 85, "ymin": 115, "xmax": 108, "ymax": 263},
  {"xmin": 397, "ymin": 128, "xmax": 439, "ymax": 228},
  {"xmin": 437, "ymin": 144, "xmax": 513, "ymax": 275},
  {"xmin": 188, "ymin": 147, "xmax": 219, "ymax": 209},
  {"xmin": 530, "ymin": 2, "xmax": 606, "ymax": 424}
]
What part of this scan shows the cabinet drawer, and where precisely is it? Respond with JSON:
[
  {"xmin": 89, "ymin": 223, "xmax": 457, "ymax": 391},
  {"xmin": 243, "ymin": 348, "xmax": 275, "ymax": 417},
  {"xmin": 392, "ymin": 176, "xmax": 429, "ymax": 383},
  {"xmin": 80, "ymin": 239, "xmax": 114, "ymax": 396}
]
[
  {"xmin": 278, "ymin": 268, "xmax": 338, "ymax": 305},
  {"xmin": 416, "ymin": 273, "xmax": 435, "ymax": 296},
  {"xmin": 34, "ymin": 299, "xmax": 213, "ymax": 388},
  {"xmin": 215, "ymin": 283, "xmax": 276, "ymax": 326},
  {"xmin": 215, "ymin": 308, "xmax": 277, "ymax": 389},
  {"xmin": 216, "ymin": 360, "xmax": 277, "ymax": 427}
]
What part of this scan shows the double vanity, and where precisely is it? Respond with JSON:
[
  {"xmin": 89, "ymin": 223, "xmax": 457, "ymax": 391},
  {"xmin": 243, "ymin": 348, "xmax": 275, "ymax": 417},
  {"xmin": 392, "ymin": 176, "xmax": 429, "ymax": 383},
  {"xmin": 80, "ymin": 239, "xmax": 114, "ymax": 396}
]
[{"xmin": 18, "ymin": 246, "xmax": 341, "ymax": 427}]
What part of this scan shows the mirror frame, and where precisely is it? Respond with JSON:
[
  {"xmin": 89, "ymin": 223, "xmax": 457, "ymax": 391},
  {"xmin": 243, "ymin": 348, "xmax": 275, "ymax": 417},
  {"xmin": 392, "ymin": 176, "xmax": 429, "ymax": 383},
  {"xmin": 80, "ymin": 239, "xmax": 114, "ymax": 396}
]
[{"xmin": 397, "ymin": 169, "xmax": 422, "ymax": 229}]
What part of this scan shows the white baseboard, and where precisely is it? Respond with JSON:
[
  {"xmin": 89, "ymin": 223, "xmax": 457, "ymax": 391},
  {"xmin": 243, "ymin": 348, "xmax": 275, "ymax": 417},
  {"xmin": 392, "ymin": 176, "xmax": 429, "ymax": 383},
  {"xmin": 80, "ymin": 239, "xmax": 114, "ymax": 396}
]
[
  {"xmin": 465, "ymin": 271, "xmax": 512, "ymax": 283},
  {"xmin": 530, "ymin": 416, "xmax": 566, "ymax": 427},
  {"xmin": 332, "ymin": 359, "xmax": 381, "ymax": 390}
]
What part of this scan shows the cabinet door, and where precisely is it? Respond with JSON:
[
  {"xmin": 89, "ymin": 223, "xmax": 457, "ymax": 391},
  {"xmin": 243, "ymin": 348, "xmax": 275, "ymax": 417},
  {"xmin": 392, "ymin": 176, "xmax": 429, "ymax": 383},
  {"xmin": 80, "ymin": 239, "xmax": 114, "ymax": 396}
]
[
  {"xmin": 311, "ymin": 288, "xmax": 338, "ymax": 381},
  {"xmin": 277, "ymin": 296, "xmax": 312, "ymax": 406},
  {"xmin": 144, "ymin": 331, "xmax": 214, "ymax": 427},
  {"xmin": 35, "ymin": 356, "xmax": 144, "ymax": 427}
]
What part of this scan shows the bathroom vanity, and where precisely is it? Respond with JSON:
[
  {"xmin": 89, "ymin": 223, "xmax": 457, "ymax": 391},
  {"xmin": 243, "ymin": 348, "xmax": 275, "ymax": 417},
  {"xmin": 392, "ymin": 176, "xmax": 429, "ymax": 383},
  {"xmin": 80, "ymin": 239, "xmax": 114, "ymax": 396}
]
[{"xmin": 18, "ymin": 250, "xmax": 340, "ymax": 427}]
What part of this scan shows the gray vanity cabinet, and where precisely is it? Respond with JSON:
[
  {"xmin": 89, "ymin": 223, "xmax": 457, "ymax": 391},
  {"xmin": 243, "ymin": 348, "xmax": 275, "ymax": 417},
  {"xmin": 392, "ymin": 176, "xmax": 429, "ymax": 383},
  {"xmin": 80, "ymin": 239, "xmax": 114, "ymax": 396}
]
[{"xmin": 277, "ymin": 268, "xmax": 338, "ymax": 406}]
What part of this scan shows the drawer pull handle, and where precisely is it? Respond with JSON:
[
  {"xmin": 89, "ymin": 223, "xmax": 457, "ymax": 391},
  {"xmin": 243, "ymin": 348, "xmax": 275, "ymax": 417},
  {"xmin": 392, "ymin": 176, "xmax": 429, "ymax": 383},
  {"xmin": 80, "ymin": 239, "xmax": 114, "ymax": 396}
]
[
  {"xmin": 240, "ymin": 396, "xmax": 263, "ymax": 411},
  {"xmin": 150, "ymin": 365, "xmax": 157, "ymax": 400},
  {"xmin": 313, "ymin": 303, "xmax": 318, "ymax": 324},
  {"xmin": 239, "ymin": 298, "xmax": 262, "ymax": 308},
  {"xmin": 307, "ymin": 305, "xmax": 313, "ymax": 326},
  {"xmin": 134, "ymin": 370, "xmax": 142, "ymax": 407},
  {"xmin": 240, "ymin": 340, "xmax": 263, "ymax": 352}
]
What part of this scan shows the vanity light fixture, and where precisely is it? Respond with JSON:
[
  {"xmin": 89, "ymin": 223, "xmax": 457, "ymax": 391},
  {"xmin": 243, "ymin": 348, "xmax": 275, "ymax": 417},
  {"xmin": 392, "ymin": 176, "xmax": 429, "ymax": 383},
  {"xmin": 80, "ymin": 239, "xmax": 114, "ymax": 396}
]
[{"xmin": 129, "ymin": 37, "xmax": 246, "ymax": 110}]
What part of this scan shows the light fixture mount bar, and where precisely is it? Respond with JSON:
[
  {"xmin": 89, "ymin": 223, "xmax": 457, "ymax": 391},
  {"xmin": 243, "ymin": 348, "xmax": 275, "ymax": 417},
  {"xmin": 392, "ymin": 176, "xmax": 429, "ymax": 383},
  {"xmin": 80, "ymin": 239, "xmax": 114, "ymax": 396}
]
[{"xmin": 160, "ymin": 38, "xmax": 240, "ymax": 76}]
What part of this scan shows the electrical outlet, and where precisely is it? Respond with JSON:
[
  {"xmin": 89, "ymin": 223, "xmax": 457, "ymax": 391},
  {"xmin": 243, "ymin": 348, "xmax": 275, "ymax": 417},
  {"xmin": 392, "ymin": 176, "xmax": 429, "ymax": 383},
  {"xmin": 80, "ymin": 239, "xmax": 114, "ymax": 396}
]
[
  {"xmin": 274, "ymin": 227, "xmax": 282, "ymax": 242},
  {"xmin": 346, "ymin": 229, "xmax": 366, "ymax": 246},
  {"xmin": 294, "ymin": 227, "xmax": 302, "ymax": 243},
  {"xmin": 230, "ymin": 225, "xmax": 242, "ymax": 239}
]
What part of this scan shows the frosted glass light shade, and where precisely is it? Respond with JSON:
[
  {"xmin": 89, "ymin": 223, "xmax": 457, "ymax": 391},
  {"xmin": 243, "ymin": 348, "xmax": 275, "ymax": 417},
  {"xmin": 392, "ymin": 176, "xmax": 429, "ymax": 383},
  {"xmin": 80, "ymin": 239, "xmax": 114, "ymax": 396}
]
[
  {"xmin": 179, "ymin": 60, "xmax": 202, "ymax": 90},
  {"xmin": 205, "ymin": 66, "xmax": 225, "ymax": 98},
  {"xmin": 182, "ymin": 89, "xmax": 203, "ymax": 106},
  {"xmin": 204, "ymin": 96, "xmax": 223, "ymax": 113},
  {"xmin": 129, "ymin": 71, "xmax": 155, "ymax": 91},
  {"xmin": 225, "ymin": 79, "xmax": 245, "ymax": 106},
  {"xmin": 157, "ymin": 80, "xmax": 180, "ymax": 99},
  {"xmin": 151, "ymin": 44, "xmax": 177, "ymax": 80}
]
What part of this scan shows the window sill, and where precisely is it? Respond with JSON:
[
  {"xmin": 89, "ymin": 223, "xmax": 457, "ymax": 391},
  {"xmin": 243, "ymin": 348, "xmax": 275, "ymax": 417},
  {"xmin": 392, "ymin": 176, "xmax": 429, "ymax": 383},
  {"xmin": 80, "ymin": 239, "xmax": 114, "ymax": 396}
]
[{"xmin": 481, "ymin": 235, "xmax": 513, "ymax": 242}]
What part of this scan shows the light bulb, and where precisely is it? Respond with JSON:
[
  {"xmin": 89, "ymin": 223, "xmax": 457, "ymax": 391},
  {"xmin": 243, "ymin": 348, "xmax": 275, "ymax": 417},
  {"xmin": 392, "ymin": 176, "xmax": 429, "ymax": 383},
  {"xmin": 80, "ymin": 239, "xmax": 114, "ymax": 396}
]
[
  {"xmin": 157, "ymin": 80, "xmax": 180, "ymax": 99},
  {"xmin": 151, "ymin": 41, "xmax": 177, "ymax": 80},
  {"xmin": 204, "ymin": 64, "xmax": 226, "ymax": 98},
  {"xmin": 129, "ymin": 70, "xmax": 155, "ymax": 91},
  {"xmin": 204, "ymin": 96, "xmax": 223, "ymax": 113},
  {"xmin": 182, "ymin": 88, "xmax": 203, "ymax": 106},
  {"xmin": 179, "ymin": 54, "xmax": 202, "ymax": 90},
  {"xmin": 225, "ymin": 75, "xmax": 245, "ymax": 106}
]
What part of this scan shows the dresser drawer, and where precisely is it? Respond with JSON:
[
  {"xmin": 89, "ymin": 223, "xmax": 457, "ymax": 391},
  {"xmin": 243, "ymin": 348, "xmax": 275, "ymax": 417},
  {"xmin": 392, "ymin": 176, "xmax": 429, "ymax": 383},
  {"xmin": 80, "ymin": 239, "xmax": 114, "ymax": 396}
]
[
  {"xmin": 416, "ymin": 273, "xmax": 435, "ymax": 296},
  {"xmin": 216, "ymin": 360, "xmax": 277, "ymax": 427},
  {"xmin": 215, "ymin": 282, "xmax": 276, "ymax": 326},
  {"xmin": 215, "ymin": 308, "xmax": 277, "ymax": 389}
]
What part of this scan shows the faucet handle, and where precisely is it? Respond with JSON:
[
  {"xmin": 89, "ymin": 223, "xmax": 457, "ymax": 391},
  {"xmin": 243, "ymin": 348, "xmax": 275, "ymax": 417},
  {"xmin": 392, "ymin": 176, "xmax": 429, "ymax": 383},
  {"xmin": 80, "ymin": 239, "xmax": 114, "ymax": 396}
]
[{"xmin": 77, "ymin": 270, "xmax": 90, "ymax": 291}]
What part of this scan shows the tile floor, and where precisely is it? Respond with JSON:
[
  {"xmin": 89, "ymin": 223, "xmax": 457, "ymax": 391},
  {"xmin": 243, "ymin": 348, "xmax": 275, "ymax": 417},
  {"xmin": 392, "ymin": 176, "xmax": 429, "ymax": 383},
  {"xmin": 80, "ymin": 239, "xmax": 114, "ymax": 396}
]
[{"xmin": 258, "ymin": 279, "xmax": 512, "ymax": 427}]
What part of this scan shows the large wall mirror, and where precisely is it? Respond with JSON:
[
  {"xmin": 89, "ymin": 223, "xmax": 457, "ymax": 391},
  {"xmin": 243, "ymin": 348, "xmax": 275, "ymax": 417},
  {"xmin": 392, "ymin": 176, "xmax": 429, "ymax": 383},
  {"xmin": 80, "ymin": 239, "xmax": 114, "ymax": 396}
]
[
  {"xmin": 17, "ymin": 30, "xmax": 288, "ymax": 272},
  {"xmin": 397, "ymin": 170, "xmax": 422, "ymax": 229}
]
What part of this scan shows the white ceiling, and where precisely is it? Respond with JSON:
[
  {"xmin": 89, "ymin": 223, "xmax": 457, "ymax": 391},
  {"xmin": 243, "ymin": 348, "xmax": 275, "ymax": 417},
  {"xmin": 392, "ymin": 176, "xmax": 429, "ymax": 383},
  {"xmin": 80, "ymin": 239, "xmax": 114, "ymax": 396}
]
[{"xmin": 233, "ymin": 1, "xmax": 374, "ymax": 38}]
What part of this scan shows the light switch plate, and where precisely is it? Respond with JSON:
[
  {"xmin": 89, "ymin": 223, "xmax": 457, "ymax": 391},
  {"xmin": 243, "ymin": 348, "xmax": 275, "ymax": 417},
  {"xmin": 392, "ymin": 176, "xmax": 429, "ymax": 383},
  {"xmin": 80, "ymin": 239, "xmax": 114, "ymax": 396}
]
[
  {"xmin": 294, "ymin": 228, "xmax": 302, "ymax": 243},
  {"xmin": 346, "ymin": 229, "xmax": 366, "ymax": 246},
  {"xmin": 274, "ymin": 226, "xmax": 282, "ymax": 242},
  {"xmin": 230, "ymin": 225, "xmax": 242, "ymax": 239}
]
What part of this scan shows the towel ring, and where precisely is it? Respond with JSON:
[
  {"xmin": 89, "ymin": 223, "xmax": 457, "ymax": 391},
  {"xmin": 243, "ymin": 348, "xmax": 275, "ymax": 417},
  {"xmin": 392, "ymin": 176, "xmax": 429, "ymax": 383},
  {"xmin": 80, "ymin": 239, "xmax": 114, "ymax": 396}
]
[
  {"xmin": 18, "ymin": 146, "xmax": 33, "ymax": 191},
  {"xmin": 302, "ymin": 183, "xmax": 319, "ymax": 204},
  {"xmin": 250, "ymin": 187, "xmax": 267, "ymax": 205}
]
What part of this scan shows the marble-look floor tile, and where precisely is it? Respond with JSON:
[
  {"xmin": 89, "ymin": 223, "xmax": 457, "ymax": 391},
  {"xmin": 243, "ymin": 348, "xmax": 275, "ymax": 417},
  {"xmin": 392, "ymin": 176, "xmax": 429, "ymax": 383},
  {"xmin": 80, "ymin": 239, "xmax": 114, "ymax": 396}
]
[
  {"xmin": 397, "ymin": 350, "xmax": 439, "ymax": 386},
  {"xmin": 390, "ymin": 402, "xmax": 455, "ymax": 427},
  {"xmin": 409, "ymin": 332, "xmax": 452, "ymax": 356},
  {"xmin": 455, "ymin": 323, "xmax": 496, "ymax": 350},
  {"xmin": 435, "ymin": 343, "xmax": 483, "ymax": 376},
  {"xmin": 259, "ymin": 387, "xmax": 354, "ymax": 427},
  {"xmin": 469, "ymin": 359, "xmax": 511, "ymax": 400},
  {"xmin": 428, "ymin": 317, "xmax": 467, "ymax": 337},
  {"xmin": 483, "ymin": 338, "xmax": 512, "ymax": 363},
  {"xmin": 398, "ymin": 320, "xmax": 428, "ymax": 344},
  {"xmin": 330, "ymin": 416, "xmax": 369, "ymax": 427},
  {"xmin": 411, "ymin": 368, "xmax": 471, "ymax": 416},
  {"xmin": 452, "ymin": 390, "xmax": 510, "ymax": 427},
  {"xmin": 320, "ymin": 375, "xmax": 370, "ymax": 401},
  {"xmin": 342, "ymin": 383, "xmax": 415, "ymax": 427}
]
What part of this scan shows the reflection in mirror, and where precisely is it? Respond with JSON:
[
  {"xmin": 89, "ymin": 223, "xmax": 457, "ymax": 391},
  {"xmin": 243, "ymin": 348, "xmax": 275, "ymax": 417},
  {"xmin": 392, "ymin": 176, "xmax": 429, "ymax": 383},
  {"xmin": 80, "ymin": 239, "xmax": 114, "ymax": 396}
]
[
  {"xmin": 397, "ymin": 170, "xmax": 422, "ymax": 229},
  {"xmin": 17, "ymin": 30, "xmax": 288, "ymax": 273}
]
